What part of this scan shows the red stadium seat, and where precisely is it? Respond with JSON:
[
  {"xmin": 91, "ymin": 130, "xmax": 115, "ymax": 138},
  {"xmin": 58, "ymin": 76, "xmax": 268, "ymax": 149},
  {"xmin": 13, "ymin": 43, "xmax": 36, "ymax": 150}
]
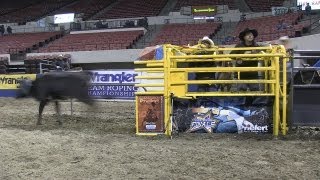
[
  {"xmin": 38, "ymin": 30, "xmax": 143, "ymax": 52},
  {"xmin": 245, "ymin": 0, "xmax": 285, "ymax": 12},
  {"xmin": 151, "ymin": 22, "xmax": 222, "ymax": 46},
  {"xmin": 94, "ymin": 0, "xmax": 168, "ymax": 20},
  {"xmin": 0, "ymin": 32, "xmax": 63, "ymax": 54},
  {"xmin": 227, "ymin": 12, "xmax": 303, "ymax": 44}
]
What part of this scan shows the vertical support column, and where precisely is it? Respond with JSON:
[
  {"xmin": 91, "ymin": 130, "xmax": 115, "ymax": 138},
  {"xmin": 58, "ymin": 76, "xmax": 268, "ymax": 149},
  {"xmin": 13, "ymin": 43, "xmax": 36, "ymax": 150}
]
[
  {"xmin": 264, "ymin": 59, "xmax": 269, "ymax": 92},
  {"xmin": 282, "ymin": 54, "xmax": 288, "ymax": 135},
  {"xmin": 163, "ymin": 45, "xmax": 172, "ymax": 136},
  {"xmin": 273, "ymin": 57, "xmax": 280, "ymax": 136},
  {"xmin": 270, "ymin": 58, "xmax": 275, "ymax": 96},
  {"xmin": 39, "ymin": 63, "xmax": 43, "ymax": 74},
  {"xmin": 135, "ymin": 95, "xmax": 139, "ymax": 135}
]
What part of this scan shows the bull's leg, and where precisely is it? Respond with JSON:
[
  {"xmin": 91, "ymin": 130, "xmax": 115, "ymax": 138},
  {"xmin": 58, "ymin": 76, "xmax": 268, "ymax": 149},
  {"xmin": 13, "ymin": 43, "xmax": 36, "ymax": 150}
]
[
  {"xmin": 55, "ymin": 101, "xmax": 62, "ymax": 125},
  {"xmin": 38, "ymin": 100, "xmax": 48, "ymax": 125},
  {"xmin": 216, "ymin": 72, "xmax": 224, "ymax": 91}
]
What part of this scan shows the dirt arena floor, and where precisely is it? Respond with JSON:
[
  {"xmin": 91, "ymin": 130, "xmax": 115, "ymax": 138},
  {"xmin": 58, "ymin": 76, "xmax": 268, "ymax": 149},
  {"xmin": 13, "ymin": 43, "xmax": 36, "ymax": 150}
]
[{"xmin": 0, "ymin": 98, "xmax": 319, "ymax": 179}]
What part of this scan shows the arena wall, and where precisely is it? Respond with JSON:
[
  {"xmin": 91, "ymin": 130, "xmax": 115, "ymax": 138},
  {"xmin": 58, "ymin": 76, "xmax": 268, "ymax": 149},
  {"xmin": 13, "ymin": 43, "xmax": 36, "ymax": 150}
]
[
  {"xmin": 22, "ymin": 33, "xmax": 320, "ymax": 66},
  {"xmin": 70, "ymin": 27, "xmax": 146, "ymax": 34},
  {"xmin": 27, "ymin": 49, "xmax": 144, "ymax": 64},
  {"xmin": 285, "ymin": 33, "xmax": 320, "ymax": 67},
  {"xmin": 0, "ymin": 54, "xmax": 10, "ymax": 63}
]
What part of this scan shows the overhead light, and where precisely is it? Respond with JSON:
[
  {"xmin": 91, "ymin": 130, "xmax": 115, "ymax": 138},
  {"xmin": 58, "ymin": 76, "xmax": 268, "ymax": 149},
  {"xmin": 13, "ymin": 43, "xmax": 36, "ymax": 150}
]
[{"xmin": 193, "ymin": 16, "xmax": 215, "ymax": 20}]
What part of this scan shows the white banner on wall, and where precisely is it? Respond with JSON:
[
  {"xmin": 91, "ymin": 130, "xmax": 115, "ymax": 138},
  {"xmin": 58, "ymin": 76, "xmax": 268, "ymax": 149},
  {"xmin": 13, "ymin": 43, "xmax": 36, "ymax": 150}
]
[
  {"xmin": 297, "ymin": 0, "xmax": 320, "ymax": 10},
  {"xmin": 88, "ymin": 70, "xmax": 140, "ymax": 99},
  {"xmin": 271, "ymin": 6, "xmax": 289, "ymax": 16},
  {"xmin": 54, "ymin": 13, "xmax": 75, "ymax": 24}
]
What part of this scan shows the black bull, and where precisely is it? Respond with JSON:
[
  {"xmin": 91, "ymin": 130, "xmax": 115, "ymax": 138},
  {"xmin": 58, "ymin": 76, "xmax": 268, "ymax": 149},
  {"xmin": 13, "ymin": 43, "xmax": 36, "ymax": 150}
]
[{"xmin": 16, "ymin": 72, "xmax": 95, "ymax": 125}]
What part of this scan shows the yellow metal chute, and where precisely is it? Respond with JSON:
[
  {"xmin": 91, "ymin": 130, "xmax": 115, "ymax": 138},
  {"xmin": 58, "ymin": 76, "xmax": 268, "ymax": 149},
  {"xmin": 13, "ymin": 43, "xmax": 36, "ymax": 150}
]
[{"xmin": 134, "ymin": 43, "xmax": 288, "ymax": 137}]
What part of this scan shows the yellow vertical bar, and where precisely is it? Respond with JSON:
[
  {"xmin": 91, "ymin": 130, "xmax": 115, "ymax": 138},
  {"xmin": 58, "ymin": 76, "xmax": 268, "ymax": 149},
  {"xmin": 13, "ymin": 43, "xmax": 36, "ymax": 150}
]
[
  {"xmin": 163, "ymin": 45, "xmax": 171, "ymax": 136},
  {"xmin": 273, "ymin": 56, "xmax": 280, "ymax": 136},
  {"xmin": 135, "ymin": 95, "xmax": 139, "ymax": 134},
  {"xmin": 185, "ymin": 71, "xmax": 188, "ymax": 94},
  {"xmin": 264, "ymin": 59, "xmax": 269, "ymax": 92},
  {"xmin": 282, "ymin": 51, "xmax": 287, "ymax": 135},
  {"xmin": 270, "ymin": 58, "xmax": 275, "ymax": 95}
]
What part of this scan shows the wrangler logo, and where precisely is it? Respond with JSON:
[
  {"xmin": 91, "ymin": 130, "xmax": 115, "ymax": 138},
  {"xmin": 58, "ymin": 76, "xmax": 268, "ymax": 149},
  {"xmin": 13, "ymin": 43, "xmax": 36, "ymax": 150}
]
[
  {"xmin": 0, "ymin": 77, "xmax": 29, "ymax": 85},
  {"xmin": 0, "ymin": 74, "xmax": 36, "ymax": 89}
]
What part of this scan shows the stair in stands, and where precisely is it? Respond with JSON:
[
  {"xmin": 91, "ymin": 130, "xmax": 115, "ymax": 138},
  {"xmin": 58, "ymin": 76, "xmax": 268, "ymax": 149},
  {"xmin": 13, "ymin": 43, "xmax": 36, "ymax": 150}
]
[
  {"xmin": 236, "ymin": 0, "xmax": 251, "ymax": 12},
  {"xmin": 158, "ymin": 0, "xmax": 178, "ymax": 16},
  {"xmin": 300, "ymin": 13, "xmax": 320, "ymax": 36},
  {"xmin": 133, "ymin": 24, "xmax": 165, "ymax": 49}
]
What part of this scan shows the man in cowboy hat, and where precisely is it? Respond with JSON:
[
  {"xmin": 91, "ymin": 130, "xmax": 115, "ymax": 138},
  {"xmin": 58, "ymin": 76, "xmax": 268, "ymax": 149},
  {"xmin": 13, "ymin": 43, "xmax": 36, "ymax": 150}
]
[
  {"xmin": 190, "ymin": 36, "xmax": 217, "ymax": 92},
  {"xmin": 231, "ymin": 28, "xmax": 259, "ymax": 54},
  {"xmin": 199, "ymin": 36, "xmax": 215, "ymax": 48},
  {"xmin": 230, "ymin": 28, "xmax": 261, "ymax": 80},
  {"xmin": 229, "ymin": 28, "xmax": 271, "ymax": 105}
]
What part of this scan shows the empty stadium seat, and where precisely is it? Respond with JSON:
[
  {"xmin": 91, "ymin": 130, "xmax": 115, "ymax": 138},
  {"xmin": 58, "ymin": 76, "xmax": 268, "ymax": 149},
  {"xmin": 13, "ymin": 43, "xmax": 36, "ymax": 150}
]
[
  {"xmin": 151, "ymin": 23, "xmax": 222, "ymax": 46},
  {"xmin": 93, "ymin": 0, "xmax": 168, "ymax": 20},
  {"xmin": 245, "ymin": 0, "xmax": 285, "ymax": 12},
  {"xmin": 0, "ymin": 32, "xmax": 63, "ymax": 54},
  {"xmin": 38, "ymin": 30, "xmax": 144, "ymax": 52},
  {"xmin": 224, "ymin": 12, "xmax": 303, "ymax": 45}
]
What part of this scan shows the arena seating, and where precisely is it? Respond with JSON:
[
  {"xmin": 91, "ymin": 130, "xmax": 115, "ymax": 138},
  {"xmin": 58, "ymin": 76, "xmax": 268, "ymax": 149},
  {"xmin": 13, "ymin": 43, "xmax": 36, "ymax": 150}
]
[
  {"xmin": 224, "ymin": 12, "xmax": 304, "ymax": 45},
  {"xmin": 0, "ymin": 32, "xmax": 63, "ymax": 54},
  {"xmin": 173, "ymin": 0, "xmax": 237, "ymax": 11},
  {"xmin": 0, "ymin": 0, "xmax": 75, "ymax": 23},
  {"xmin": 52, "ymin": 0, "xmax": 116, "ymax": 20},
  {"xmin": 38, "ymin": 30, "xmax": 144, "ymax": 52},
  {"xmin": 151, "ymin": 23, "xmax": 222, "ymax": 46},
  {"xmin": 245, "ymin": 0, "xmax": 285, "ymax": 12},
  {"xmin": 93, "ymin": 0, "xmax": 168, "ymax": 20}
]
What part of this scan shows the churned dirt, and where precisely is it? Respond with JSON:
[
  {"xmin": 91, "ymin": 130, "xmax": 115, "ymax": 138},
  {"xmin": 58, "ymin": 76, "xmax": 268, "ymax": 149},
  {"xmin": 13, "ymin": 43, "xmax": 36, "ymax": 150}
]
[{"xmin": 0, "ymin": 98, "xmax": 319, "ymax": 179}]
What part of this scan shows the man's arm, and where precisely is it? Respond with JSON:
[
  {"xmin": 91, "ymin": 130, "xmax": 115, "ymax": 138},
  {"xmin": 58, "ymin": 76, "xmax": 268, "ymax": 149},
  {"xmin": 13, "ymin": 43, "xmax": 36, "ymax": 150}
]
[{"xmin": 229, "ymin": 44, "xmax": 241, "ymax": 54}]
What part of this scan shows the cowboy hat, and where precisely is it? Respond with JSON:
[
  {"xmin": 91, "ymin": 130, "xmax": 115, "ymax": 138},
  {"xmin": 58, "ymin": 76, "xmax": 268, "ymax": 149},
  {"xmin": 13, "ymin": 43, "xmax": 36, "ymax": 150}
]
[
  {"xmin": 239, "ymin": 28, "xmax": 258, "ymax": 41},
  {"xmin": 279, "ymin": 36, "xmax": 289, "ymax": 41},
  {"xmin": 199, "ymin": 36, "xmax": 215, "ymax": 48}
]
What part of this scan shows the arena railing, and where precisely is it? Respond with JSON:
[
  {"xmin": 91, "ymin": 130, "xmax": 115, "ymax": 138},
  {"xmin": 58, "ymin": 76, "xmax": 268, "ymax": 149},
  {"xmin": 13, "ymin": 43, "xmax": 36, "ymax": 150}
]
[{"xmin": 10, "ymin": 26, "xmax": 61, "ymax": 34}]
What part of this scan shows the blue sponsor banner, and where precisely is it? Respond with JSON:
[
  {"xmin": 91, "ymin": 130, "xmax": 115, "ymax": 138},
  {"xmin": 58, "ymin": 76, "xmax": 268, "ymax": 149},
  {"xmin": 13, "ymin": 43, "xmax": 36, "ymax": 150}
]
[
  {"xmin": 0, "ymin": 89, "xmax": 18, "ymax": 97},
  {"xmin": 88, "ymin": 70, "xmax": 140, "ymax": 100}
]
